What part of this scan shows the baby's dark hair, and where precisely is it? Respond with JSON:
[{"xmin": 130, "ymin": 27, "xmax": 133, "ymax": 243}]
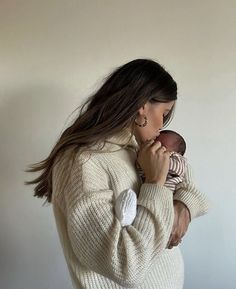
[{"xmin": 160, "ymin": 130, "xmax": 186, "ymax": 155}]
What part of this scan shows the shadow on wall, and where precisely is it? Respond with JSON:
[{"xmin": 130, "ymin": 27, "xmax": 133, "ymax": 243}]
[
  {"xmin": 0, "ymin": 84, "xmax": 78, "ymax": 289},
  {"xmin": 0, "ymin": 83, "xmax": 81, "ymax": 177}
]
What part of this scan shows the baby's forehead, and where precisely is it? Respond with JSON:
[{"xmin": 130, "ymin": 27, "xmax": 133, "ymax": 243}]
[{"xmin": 160, "ymin": 131, "xmax": 181, "ymax": 142}]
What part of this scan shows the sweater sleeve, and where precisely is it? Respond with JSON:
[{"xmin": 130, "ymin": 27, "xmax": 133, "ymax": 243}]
[
  {"xmin": 63, "ymin": 153, "xmax": 175, "ymax": 288},
  {"xmin": 173, "ymin": 162, "xmax": 210, "ymax": 221}
]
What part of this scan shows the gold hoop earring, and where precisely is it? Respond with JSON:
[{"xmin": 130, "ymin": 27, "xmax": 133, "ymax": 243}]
[{"xmin": 134, "ymin": 115, "xmax": 148, "ymax": 127}]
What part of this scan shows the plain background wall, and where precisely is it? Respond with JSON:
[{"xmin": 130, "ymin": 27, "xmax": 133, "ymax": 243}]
[{"xmin": 1, "ymin": 1, "xmax": 235, "ymax": 288}]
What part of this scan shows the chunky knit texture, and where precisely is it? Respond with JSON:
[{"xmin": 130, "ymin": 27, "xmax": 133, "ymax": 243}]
[
  {"xmin": 52, "ymin": 128, "xmax": 210, "ymax": 289},
  {"xmin": 114, "ymin": 154, "xmax": 199, "ymax": 227}
]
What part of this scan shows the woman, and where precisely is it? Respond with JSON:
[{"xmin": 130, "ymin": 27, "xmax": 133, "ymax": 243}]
[{"xmin": 25, "ymin": 58, "xmax": 209, "ymax": 289}]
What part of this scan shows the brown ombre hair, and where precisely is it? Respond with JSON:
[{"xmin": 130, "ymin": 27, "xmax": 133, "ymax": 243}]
[{"xmin": 24, "ymin": 58, "xmax": 177, "ymax": 204}]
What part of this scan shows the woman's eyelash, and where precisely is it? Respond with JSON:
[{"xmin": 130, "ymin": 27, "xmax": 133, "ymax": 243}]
[{"xmin": 163, "ymin": 111, "xmax": 170, "ymax": 117}]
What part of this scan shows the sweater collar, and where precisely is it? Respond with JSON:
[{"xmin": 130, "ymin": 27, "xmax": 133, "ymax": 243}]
[{"xmin": 103, "ymin": 128, "xmax": 140, "ymax": 152}]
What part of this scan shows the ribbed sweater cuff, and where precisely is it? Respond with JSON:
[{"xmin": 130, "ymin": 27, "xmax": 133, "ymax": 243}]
[
  {"xmin": 173, "ymin": 190, "xmax": 209, "ymax": 220},
  {"xmin": 138, "ymin": 183, "xmax": 173, "ymax": 204}
]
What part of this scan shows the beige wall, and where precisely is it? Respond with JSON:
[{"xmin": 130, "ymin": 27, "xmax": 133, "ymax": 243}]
[{"xmin": 1, "ymin": 1, "xmax": 235, "ymax": 288}]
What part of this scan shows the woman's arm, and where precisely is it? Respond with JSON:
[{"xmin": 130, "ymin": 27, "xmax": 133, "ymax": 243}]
[
  {"xmin": 56, "ymin": 152, "xmax": 175, "ymax": 288},
  {"xmin": 166, "ymin": 200, "xmax": 191, "ymax": 249},
  {"xmin": 173, "ymin": 162, "xmax": 210, "ymax": 221}
]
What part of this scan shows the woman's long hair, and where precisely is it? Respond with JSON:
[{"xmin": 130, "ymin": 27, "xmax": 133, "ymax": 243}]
[{"xmin": 24, "ymin": 58, "xmax": 177, "ymax": 204}]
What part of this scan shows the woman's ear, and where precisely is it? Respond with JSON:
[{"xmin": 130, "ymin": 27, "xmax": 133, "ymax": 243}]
[{"xmin": 138, "ymin": 101, "xmax": 150, "ymax": 116}]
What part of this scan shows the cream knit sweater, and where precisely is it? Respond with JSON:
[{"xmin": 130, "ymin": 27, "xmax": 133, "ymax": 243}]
[{"xmin": 52, "ymin": 128, "xmax": 209, "ymax": 289}]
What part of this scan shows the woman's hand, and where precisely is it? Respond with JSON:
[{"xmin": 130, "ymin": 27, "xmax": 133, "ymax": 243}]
[
  {"xmin": 166, "ymin": 200, "xmax": 191, "ymax": 249},
  {"xmin": 137, "ymin": 139, "xmax": 171, "ymax": 186}
]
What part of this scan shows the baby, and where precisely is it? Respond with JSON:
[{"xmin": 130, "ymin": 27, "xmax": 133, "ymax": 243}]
[
  {"xmin": 115, "ymin": 130, "xmax": 190, "ymax": 226},
  {"xmin": 139, "ymin": 130, "xmax": 188, "ymax": 191}
]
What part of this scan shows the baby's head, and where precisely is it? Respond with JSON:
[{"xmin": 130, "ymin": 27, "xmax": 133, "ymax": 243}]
[{"xmin": 156, "ymin": 130, "xmax": 186, "ymax": 155}]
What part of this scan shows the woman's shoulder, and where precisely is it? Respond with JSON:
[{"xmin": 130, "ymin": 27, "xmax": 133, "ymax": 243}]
[
  {"xmin": 53, "ymin": 142, "xmax": 134, "ymax": 183},
  {"xmin": 53, "ymin": 145, "xmax": 110, "ymax": 174},
  {"xmin": 52, "ymin": 146, "xmax": 110, "ymax": 196}
]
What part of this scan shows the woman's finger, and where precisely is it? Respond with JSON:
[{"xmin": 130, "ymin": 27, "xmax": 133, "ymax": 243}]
[
  {"xmin": 166, "ymin": 234, "xmax": 173, "ymax": 248},
  {"xmin": 168, "ymin": 238, "xmax": 182, "ymax": 248},
  {"xmin": 149, "ymin": 140, "xmax": 162, "ymax": 150},
  {"xmin": 140, "ymin": 139, "xmax": 155, "ymax": 149},
  {"xmin": 159, "ymin": 146, "xmax": 166, "ymax": 152}
]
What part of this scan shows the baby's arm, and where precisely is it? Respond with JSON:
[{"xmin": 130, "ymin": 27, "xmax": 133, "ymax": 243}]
[{"xmin": 164, "ymin": 152, "xmax": 186, "ymax": 191}]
